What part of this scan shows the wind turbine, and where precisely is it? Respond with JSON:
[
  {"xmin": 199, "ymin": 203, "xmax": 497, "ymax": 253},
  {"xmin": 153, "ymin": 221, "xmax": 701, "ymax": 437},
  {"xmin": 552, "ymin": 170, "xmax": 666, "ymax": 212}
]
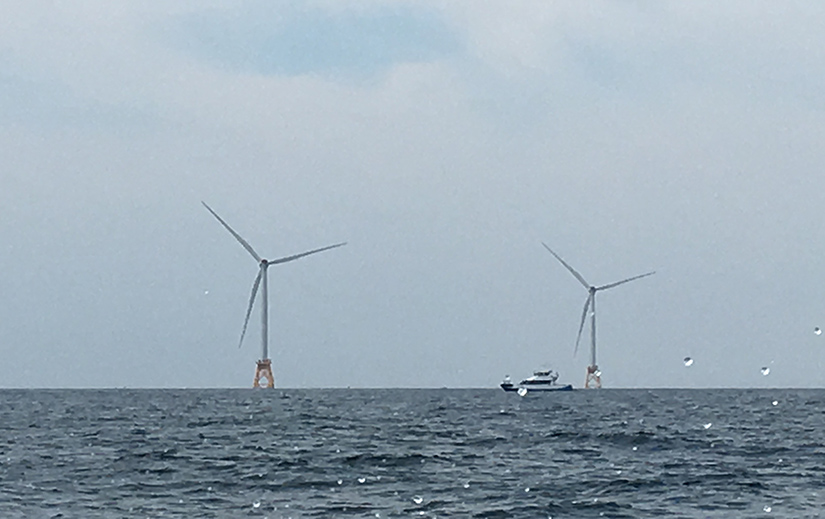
[
  {"xmin": 542, "ymin": 243, "xmax": 654, "ymax": 388},
  {"xmin": 203, "ymin": 202, "xmax": 346, "ymax": 388}
]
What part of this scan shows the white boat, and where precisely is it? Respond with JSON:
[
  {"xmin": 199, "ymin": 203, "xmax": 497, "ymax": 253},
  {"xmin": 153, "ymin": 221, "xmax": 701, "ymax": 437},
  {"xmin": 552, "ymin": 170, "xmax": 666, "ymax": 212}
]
[{"xmin": 500, "ymin": 369, "xmax": 573, "ymax": 392}]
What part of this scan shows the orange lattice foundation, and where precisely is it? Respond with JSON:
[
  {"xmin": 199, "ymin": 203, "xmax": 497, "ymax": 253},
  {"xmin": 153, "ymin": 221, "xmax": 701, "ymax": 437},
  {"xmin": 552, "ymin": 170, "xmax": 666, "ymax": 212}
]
[
  {"xmin": 253, "ymin": 359, "xmax": 275, "ymax": 388},
  {"xmin": 584, "ymin": 365, "xmax": 602, "ymax": 389}
]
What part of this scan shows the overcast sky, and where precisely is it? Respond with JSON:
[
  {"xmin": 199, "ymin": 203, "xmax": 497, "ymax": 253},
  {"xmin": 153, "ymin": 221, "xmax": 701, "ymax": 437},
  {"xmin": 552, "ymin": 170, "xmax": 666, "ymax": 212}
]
[{"xmin": 2, "ymin": 1, "xmax": 825, "ymax": 388}]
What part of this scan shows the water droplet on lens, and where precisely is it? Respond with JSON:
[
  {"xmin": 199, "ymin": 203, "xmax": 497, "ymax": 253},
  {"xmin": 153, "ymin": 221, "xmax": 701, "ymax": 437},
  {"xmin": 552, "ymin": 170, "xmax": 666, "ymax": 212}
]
[
  {"xmin": 761, "ymin": 367, "xmax": 771, "ymax": 376},
  {"xmin": 816, "ymin": 327, "xmax": 822, "ymax": 335},
  {"xmin": 703, "ymin": 422, "xmax": 712, "ymax": 429},
  {"xmin": 763, "ymin": 505, "xmax": 772, "ymax": 512},
  {"xmin": 358, "ymin": 477, "xmax": 366, "ymax": 484},
  {"xmin": 517, "ymin": 387, "xmax": 528, "ymax": 397},
  {"xmin": 253, "ymin": 501, "xmax": 261, "ymax": 509},
  {"xmin": 412, "ymin": 496, "xmax": 424, "ymax": 505},
  {"xmin": 683, "ymin": 357, "xmax": 694, "ymax": 367}
]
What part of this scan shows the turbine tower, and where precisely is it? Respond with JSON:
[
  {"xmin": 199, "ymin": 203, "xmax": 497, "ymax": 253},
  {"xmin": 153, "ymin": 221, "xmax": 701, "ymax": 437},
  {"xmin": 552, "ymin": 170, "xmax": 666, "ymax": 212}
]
[
  {"xmin": 542, "ymin": 243, "xmax": 654, "ymax": 389},
  {"xmin": 203, "ymin": 202, "xmax": 346, "ymax": 388}
]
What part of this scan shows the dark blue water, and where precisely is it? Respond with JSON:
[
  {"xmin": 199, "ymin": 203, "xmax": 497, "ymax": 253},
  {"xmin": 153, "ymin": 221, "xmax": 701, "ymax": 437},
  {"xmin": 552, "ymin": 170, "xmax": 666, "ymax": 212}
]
[{"xmin": 0, "ymin": 389, "xmax": 822, "ymax": 518}]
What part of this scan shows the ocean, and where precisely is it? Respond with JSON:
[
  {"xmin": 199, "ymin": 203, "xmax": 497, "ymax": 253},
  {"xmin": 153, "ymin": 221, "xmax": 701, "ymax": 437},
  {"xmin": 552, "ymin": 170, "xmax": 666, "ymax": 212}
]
[{"xmin": 0, "ymin": 388, "xmax": 822, "ymax": 518}]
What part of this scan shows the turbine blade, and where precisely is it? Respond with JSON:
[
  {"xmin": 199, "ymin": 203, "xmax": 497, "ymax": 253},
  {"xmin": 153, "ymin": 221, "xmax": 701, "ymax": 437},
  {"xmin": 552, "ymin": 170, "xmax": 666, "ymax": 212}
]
[
  {"xmin": 597, "ymin": 271, "xmax": 655, "ymax": 291},
  {"xmin": 238, "ymin": 268, "xmax": 263, "ymax": 349},
  {"xmin": 268, "ymin": 242, "xmax": 347, "ymax": 265},
  {"xmin": 202, "ymin": 202, "xmax": 262, "ymax": 262},
  {"xmin": 574, "ymin": 293, "xmax": 592, "ymax": 357},
  {"xmin": 541, "ymin": 242, "xmax": 589, "ymax": 288}
]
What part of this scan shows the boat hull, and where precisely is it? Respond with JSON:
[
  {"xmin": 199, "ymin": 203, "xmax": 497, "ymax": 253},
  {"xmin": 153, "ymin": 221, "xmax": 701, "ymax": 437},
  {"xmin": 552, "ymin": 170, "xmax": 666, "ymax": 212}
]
[{"xmin": 500, "ymin": 383, "xmax": 574, "ymax": 392}]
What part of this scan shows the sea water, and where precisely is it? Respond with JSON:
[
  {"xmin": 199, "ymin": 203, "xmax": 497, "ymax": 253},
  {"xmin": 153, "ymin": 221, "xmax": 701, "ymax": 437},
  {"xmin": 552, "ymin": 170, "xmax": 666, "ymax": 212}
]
[{"xmin": 0, "ymin": 388, "xmax": 822, "ymax": 518}]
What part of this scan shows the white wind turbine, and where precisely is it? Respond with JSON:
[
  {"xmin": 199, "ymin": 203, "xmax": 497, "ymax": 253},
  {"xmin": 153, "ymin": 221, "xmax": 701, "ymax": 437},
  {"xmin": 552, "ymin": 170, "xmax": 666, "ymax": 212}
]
[
  {"xmin": 542, "ymin": 243, "xmax": 654, "ymax": 388},
  {"xmin": 203, "ymin": 202, "xmax": 346, "ymax": 388}
]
